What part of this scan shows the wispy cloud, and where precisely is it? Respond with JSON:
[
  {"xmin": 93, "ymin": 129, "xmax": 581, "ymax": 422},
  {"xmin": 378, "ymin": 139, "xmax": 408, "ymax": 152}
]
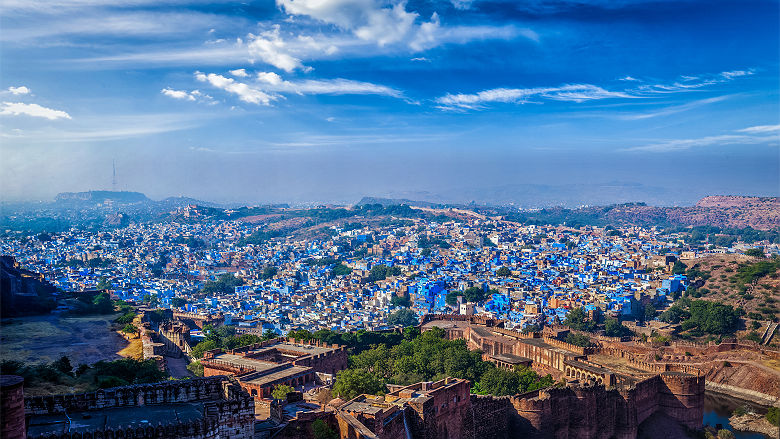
[
  {"xmin": 0, "ymin": 102, "xmax": 71, "ymax": 120},
  {"xmin": 194, "ymin": 70, "xmax": 404, "ymax": 105},
  {"xmin": 615, "ymin": 95, "xmax": 730, "ymax": 120},
  {"xmin": 1, "ymin": 113, "xmax": 199, "ymax": 142},
  {"xmin": 737, "ymin": 124, "xmax": 780, "ymax": 134},
  {"xmin": 450, "ymin": 0, "xmax": 474, "ymax": 10},
  {"xmin": 7, "ymin": 86, "xmax": 31, "ymax": 95},
  {"xmin": 625, "ymin": 126, "xmax": 779, "ymax": 152},
  {"xmin": 635, "ymin": 69, "xmax": 755, "ymax": 94},
  {"xmin": 436, "ymin": 84, "xmax": 632, "ymax": 110},
  {"xmin": 437, "ymin": 68, "xmax": 756, "ymax": 111},
  {"xmin": 255, "ymin": 71, "xmax": 403, "ymax": 98}
]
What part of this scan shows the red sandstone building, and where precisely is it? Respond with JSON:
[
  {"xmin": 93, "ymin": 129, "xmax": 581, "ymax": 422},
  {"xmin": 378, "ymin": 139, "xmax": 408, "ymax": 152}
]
[{"xmin": 201, "ymin": 337, "xmax": 347, "ymax": 400}]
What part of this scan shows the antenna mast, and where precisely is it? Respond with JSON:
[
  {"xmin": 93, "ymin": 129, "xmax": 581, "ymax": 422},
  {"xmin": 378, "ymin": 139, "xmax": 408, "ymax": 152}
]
[{"xmin": 112, "ymin": 160, "xmax": 117, "ymax": 191}]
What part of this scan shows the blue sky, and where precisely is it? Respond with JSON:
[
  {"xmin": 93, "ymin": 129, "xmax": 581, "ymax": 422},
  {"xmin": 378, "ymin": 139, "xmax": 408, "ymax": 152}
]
[{"xmin": 1, "ymin": 0, "xmax": 778, "ymax": 205}]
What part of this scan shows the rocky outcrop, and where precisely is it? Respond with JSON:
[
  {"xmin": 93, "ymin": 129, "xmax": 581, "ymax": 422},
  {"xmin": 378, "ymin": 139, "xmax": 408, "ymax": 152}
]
[
  {"xmin": 729, "ymin": 413, "xmax": 780, "ymax": 438},
  {"xmin": 0, "ymin": 256, "xmax": 57, "ymax": 317}
]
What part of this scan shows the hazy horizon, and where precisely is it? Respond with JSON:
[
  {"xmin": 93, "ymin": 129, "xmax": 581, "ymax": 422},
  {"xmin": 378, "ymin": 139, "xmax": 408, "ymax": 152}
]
[{"xmin": 1, "ymin": 0, "xmax": 778, "ymax": 204}]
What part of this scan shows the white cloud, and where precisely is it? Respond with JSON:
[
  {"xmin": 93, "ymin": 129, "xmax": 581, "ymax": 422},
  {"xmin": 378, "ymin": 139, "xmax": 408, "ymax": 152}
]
[
  {"xmin": 272, "ymin": 78, "xmax": 402, "ymax": 97},
  {"xmin": 721, "ymin": 69, "xmax": 754, "ymax": 80},
  {"xmin": 276, "ymin": 0, "xmax": 440, "ymax": 49},
  {"xmin": 619, "ymin": 76, "xmax": 638, "ymax": 81},
  {"xmin": 436, "ymin": 84, "xmax": 631, "ymax": 110},
  {"xmin": 247, "ymin": 26, "xmax": 305, "ymax": 72},
  {"xmin": 450, "ymin": 0, "xmax": 474, "ymax": 10},
  {"xmin": 257, "ymin": 72, "xmax": 283, "ymax": 85},
  {"xmin": 255, "ymin": 71, "xmax": 402, "ymax": 97},
  {"xmin": 636, "ymin": 68, "xmax": 755, "ymax": 94},
  {"xmin": 196, "ymin": 70, "xmax": 403, "ymax": 105},
  {"xmin": 229, "ymin": 68, "xmax": 248, "ymax": 77},
  {"xmin": 0, "ymin": 102, "xmax": 71, "ymax": 120},
  {"xmin": 738, "ymin": 124, "xmax": 780, "ymax": 134},
  {"xmin": 195, "ymin": 72, "xmax": 277, "ymax": 105},
  {"xmin": 161, "ymin": 88, "xmax": 195, "ymax": 101},
  {"xmin": 8, "ymin": 86, "xmax": 30, "ymax": 95},
  {"xmin": 161, "ymin": 87, "xmax": 213, "ymax": 103}
]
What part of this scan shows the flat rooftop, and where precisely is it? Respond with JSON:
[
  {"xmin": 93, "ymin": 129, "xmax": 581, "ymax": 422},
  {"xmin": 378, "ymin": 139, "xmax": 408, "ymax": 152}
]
[
  {"xmin": 340, "ymin": 396, "xmax": 397, "ymax": 416},
  {"xmin": 266, "ymin": 342, "xmax": 335, "ymax": 356},
  {"xmin": 490, "ymin": 353, "xmax": 532, "ymax": 364},
  {"xmin": 245, "ymin": 365, "xmax": 311, "ymax": 386},
  {"xmin": 27, "ymin": 403, "xmax": 204, "ymax": 437},
  {"xmin": 210, "ymin": 353, "xmax": 279, "ymax": 372}
]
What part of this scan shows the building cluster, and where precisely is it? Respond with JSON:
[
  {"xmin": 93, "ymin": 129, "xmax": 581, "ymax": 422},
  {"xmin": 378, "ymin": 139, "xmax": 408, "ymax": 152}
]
[{"xmin": 4, "ymin": 210, "xmax": 772, "ymax": 333}]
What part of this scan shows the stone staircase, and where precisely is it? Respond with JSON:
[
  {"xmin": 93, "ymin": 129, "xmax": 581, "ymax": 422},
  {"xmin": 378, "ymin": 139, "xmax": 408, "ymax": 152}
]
[{"xmin": 760, "ymin": 322, "xmax": 778, "ymax": 345}]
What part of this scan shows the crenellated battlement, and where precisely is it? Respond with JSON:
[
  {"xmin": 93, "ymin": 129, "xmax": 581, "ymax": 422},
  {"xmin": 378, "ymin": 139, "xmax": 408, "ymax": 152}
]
[
  {"xmin": 24, "ymin": 377, "xmax": 237, "ymax": 415},
  {"xmin": 23, "ymin": 376, "xmax": 255, "ymax": 439}
]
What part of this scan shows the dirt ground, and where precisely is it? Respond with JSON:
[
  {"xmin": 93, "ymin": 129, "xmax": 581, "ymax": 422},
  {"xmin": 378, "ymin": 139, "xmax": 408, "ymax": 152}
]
[{"xmin": 0, "ymin": 312, "xmax": 129, "ymax": 366}]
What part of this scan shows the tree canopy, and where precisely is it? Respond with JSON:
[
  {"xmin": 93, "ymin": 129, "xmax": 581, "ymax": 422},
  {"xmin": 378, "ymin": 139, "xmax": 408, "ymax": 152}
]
[
  {"xmin": 387, "ymin": 308, "xmax": 418, "ymax": 327},
  {"xmin": 367, "ymin": 264, "xmax": 402, "ymax": 282},
  {"xmin": 563, "ymin": 307, "xmax": 596, "ymax": 332},
  {"xmin": 202, "ymin": 274, "xmax": 244, "ymax": 295}
]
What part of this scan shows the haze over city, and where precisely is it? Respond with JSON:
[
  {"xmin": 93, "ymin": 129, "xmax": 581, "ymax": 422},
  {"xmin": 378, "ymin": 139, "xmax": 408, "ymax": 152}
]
[{"xmin": 1, "ymin": 0, "xmax": 779, "ymax": 205}]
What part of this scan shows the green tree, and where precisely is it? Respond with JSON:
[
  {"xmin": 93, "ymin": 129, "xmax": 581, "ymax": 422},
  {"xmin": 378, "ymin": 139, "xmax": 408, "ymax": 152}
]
[
  {"xmin": 190, "ymin": 340, "xmax": 218, "ymax": 359},
  {"xmin": 766, "ymin": 406, "xmax": 779, "ymax": 427},
  {"xmin": 672, "ymin": 260, "xmax": 688, "ymax": 275},
  {"xmin": 387, "ymin": 308, "xmax": 418, "ymax": 327},
  {"xmin": 496, "ymin": 266, "xmax": 512, "ymax": 277},
  {"xmin": 261, "ymin": 266, "xmax": 278, "ymax": 280},
  {"xmin": 331, "ymin": 263, "xmax": 352, "ymax": 276},
  {"xmin": 51, "ymin": 355, "xmax": 73, "ymax": 376},
  {"xmin": 604, "ymin": 318, "xmax": 631, "ymax": 337},
  {"xmin": 476, "ymin": 367, "xmax": 519, "ymax": 396},
  {"xmin": 96, "ymin": 277, "xmax": 112, "ymax": 290},
  {"xmin": 564, "ymin": 307, "xmax": 595, "ymax": 332},
  {"xmin": 121, "ymin": 323, "xmax": 138, "ymax": 334},
  {"xmin": 272, "ymin": 384, "xmax": 296, "ymax": 400},
  {"xmin": 92, "ymin": 292, "xmax": 114, "ymax": 314},
  {"xmin": 644, "ymin": 305, "xmax": 656, "ymax": 322},
  {"xmin": 332, "ymin": 369, "xmax": 385, "ymax": 400},
  {"xmin": 564, "ymin": 333, "xmax": 592, "ymax": 347},
  {"xmin": 311, "ymin": 419, "xmax": 337, "ymax": 439},
  {"xmin": 202, "ymin": 274, "xmax": 244, "ymax": 295},
  {"xmin": 391, "ymin": 294, "xmax": 411, "ymax": 307},
  {"xmin": 744, "ymin": 248, "xmax": 764, "ymax": 258},
  {"xmin": 187, "ymin": 361, "xmax": 204, "ymax": 377},
  {"xmin": 170, "ymin": 297, "xmax": 188, "ymax": 308}
]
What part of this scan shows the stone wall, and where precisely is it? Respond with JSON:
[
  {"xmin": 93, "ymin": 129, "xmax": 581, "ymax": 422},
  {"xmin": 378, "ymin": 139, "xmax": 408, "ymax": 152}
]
[
  {"xmin": 24, "ymin": 376, "xmax": 254, "ymax": 439},
  {"xmin": 25, "ymin": 377, "xmax": 225, "ymax": 415}
]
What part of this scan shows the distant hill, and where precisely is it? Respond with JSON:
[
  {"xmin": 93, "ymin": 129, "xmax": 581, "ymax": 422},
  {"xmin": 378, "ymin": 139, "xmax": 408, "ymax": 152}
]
[
  {"xmin": 55, "ymin": 191, "xmax": 149, "ymax": 204},
  {"xmin": 610, "ymin": 196, "xmax": 780, "ymax": 230},
  {"xmin": 356, "ymin": 197, "xmax": 444, "ymax": 208},
  {"xmin": 499, "ymin": 196, "xmax": 780, "ymax": 231}
]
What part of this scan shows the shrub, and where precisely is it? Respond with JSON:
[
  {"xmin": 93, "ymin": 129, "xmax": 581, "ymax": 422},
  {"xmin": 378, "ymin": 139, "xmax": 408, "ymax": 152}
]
[
  {"xmin": 271, "ymin": 384, "xmax": 296, "ymax": 400},
  {"xmin": 766, "ymin": 406, "xmax": 779, "ymax": 426}
]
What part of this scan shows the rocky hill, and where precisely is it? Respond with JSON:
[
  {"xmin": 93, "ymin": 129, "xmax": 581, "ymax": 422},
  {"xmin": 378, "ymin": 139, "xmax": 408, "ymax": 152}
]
[
  {"xmin": 667, "ymin": 196, "xmax": 780, "ymax": 229},
  {"xmin": 503, "ymin": 196, "xmax": 779, "ymax": 230}
]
